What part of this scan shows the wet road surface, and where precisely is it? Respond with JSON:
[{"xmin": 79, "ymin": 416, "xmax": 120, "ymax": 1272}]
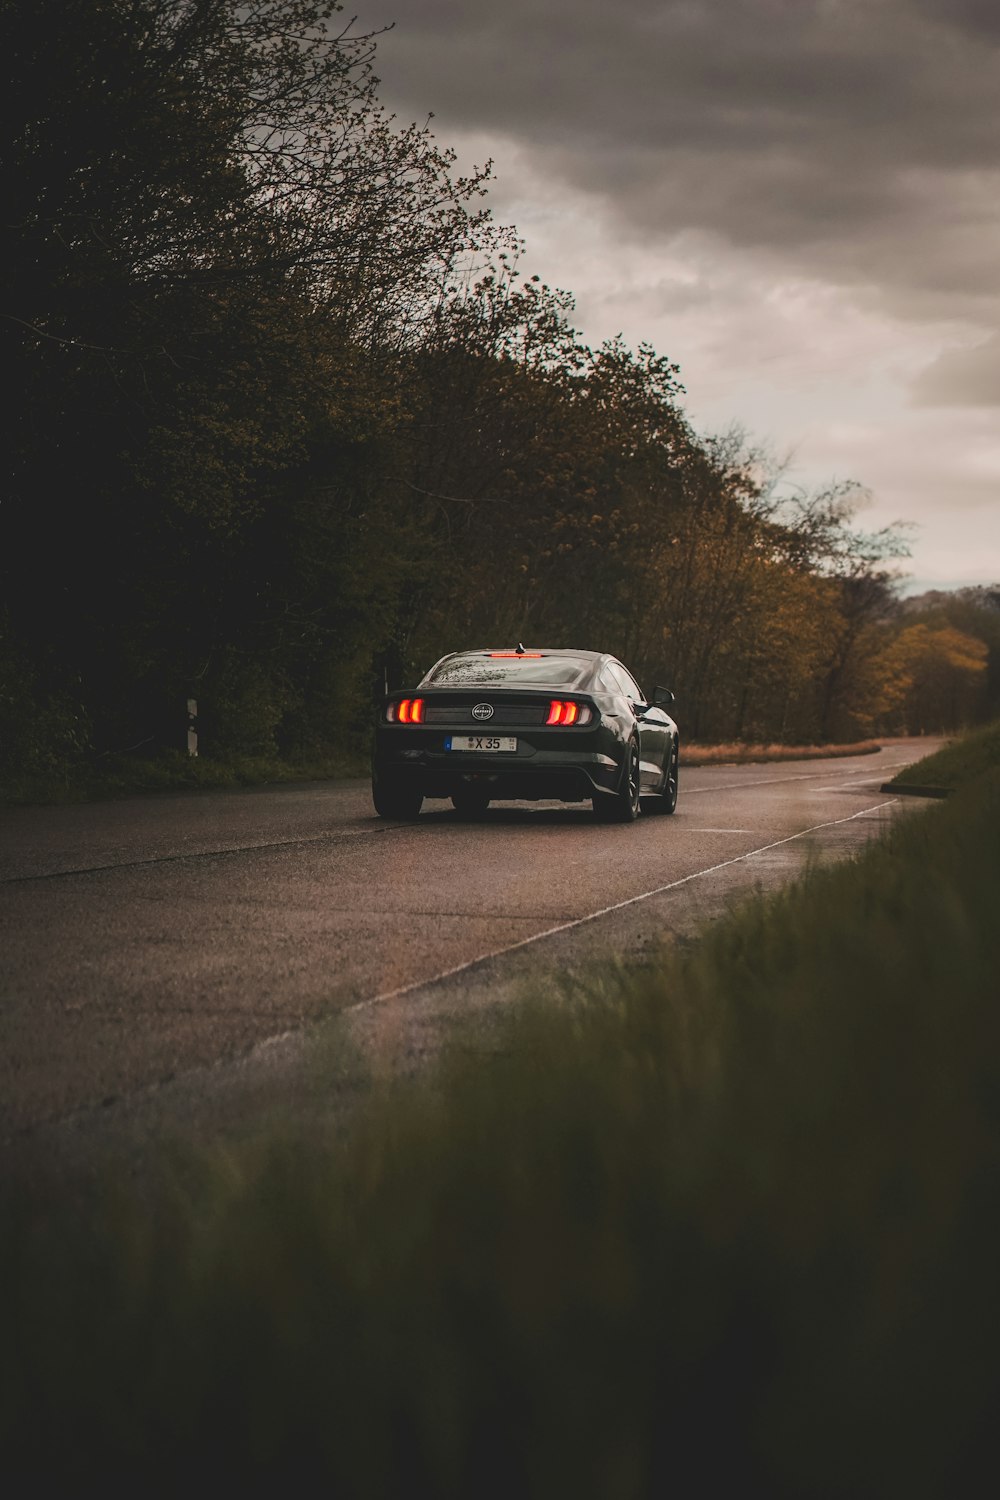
[{"xmin": 0, "ymin": 738, "xmax": 943, "ymax": 1169}]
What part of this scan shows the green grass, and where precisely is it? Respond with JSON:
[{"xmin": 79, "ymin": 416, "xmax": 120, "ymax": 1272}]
[
  {"xmin": 887, "ymin": 718, "xmax": 1000, "ymax": 792},
  {"xmin": 3, "ymin": 744, "xmax": 1000, "ymax": 1496},
  {"xmin": 0, "ymin": 747, "xmax": 368, "ymax": 806}
]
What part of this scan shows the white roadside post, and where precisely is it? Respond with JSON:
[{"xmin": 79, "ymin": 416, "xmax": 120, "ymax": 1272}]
[{"xmin": 187, "ymin": 698, "xmax": 198, "ymax": 758}]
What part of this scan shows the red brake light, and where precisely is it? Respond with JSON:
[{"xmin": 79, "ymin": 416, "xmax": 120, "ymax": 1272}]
[
  {"xmin": 546, "ymin": 700, "xmax": 588, "ymax": 726},
  {"xmin": 490, "ymin": 652, "xmax": 543, "ymax": 658},
  {"xmin": 391, "ymin": 698, "xmax": 425, "ymax": 724}
]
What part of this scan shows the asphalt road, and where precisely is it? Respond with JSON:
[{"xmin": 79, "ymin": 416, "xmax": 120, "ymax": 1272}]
[{"xmin": 0, "ymin": 738, "xmax": 943, "ymax": 1174}]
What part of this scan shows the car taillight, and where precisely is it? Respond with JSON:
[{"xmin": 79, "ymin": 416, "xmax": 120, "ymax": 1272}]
[
  {"xmin": 546, "ymin": 700, "xmax": 590, "ymax": 726},
  {"xmin": 388, "ymin": 698, "xmax": 425, "ymax": 723}
]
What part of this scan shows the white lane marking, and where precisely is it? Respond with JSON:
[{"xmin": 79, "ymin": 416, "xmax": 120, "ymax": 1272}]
[
  {"xmin": 0, "ymin": 821, "xmax": 411, "ymax": 885},
  {"xmin": 682, "ymin": 757, "xmax": 923, "ymax": 796},
  {"xmin": 814, "ymin": 782, "xmax": 882, "ymax": 792},
  {"xmin": 684, "ymin": 769, "xmax": 874, "ymax": 794},
  {"xmin": 684, "ymin": 775, "xmax": 810, "ymax": 793},
  {"xmin": 347, "ymin": 798, "xmax": 900, "ymax": 1016}
]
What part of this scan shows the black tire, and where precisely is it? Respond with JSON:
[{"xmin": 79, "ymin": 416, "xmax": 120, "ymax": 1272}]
[
  {"xmin": 452, "ymin": 787, "xmax": 491, "ymax": 818},
  {"xmin": 643, "ymin": 738, "xmax": 679, "ymax": 815},
  {"xmin": 593, "ymin": 738, "xmax": 641, "ymax": 823},
  {"xmin": 372, "ymin": 777, "xmax": 423, "ymax": 820}
]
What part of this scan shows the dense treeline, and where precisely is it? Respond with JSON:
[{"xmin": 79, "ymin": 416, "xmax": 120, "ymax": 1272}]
[{"xmin": 3, "ymin": 0, "xmax": 997, "ymax": 781}]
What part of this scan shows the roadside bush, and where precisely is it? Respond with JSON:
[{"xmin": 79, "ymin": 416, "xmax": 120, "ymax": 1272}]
[{"xmin": 0, "ymin": 633, "xmax": 90, "ymax": 779}]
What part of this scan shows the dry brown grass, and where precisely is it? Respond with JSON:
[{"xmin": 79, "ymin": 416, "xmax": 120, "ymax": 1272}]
[{"xmin": 682, "ymin": 738, "xmax": 882, "ymax": 766}]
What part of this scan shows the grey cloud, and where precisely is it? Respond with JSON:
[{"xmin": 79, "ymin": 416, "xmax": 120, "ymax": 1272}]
[
  {"xmin": 369, "ymin": 2, "xmax": 1000, "ymax": 170},
  {"xmin": 913, "ymin": 0, "xmax": 1000, "ymax": 42},
  {"xmin": 912, "ymin": 332, "xmax": 1000, "ymax": 407},
  {"xmin": 360, "ymin": 1, "xmax": 1000, "ymax": 312}
]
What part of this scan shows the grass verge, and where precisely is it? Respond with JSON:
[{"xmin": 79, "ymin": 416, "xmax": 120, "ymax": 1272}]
[
  {"xmin": 2, "ymin": 744, "xmax": 999, "ymax": 1497},
  {"xmin": 0, "ymin": 747, "xmax": 368, "ymax": 806},
  {"xmin": 886, "ymin": 718, "xmax": 1000, "ymax": 793},
  {"xmin": 682, "ymin": 737, "xmax": 881, "ymax": 766}
]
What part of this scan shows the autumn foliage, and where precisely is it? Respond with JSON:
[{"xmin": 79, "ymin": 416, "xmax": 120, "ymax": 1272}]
[{"xmin": 2, "ymin": 0, "xmax": 996, "ymax": 779}]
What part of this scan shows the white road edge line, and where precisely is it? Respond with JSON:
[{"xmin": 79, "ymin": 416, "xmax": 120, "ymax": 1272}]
[
  {"xmin": 0, "ymin": 821, "xmax": 411, "ymax": 886},
  {"xmin": 683, "ymin": 766, "xmax": 893, "ymax": 794},
  {"xmin": 684, "ymin": 771, "xmax": 857, "ymax": 794},
  {"xmin": 345, "ymin": 798, "xmax": 900, "ymax": 1018}
]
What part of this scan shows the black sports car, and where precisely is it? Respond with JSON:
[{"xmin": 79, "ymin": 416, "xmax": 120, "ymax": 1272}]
[{"xmin": 372, "ymin": 646, "xmax": 679, "ymax": 822}]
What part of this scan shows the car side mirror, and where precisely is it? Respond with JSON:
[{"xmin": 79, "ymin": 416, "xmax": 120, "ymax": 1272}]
[{"xmin": 653, "ymin": 686, "xmax": 675, "ymax": 709}]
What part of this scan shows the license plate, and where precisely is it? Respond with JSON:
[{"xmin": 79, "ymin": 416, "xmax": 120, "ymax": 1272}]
[{"xmin": 445, "ymin": 735, "xmax": 517, "ymax": 753}]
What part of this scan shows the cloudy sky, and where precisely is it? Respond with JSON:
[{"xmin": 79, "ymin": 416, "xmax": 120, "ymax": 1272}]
[{"xmin": 355, "ymin": 0, "xmax": 1000, "ymax": 593}]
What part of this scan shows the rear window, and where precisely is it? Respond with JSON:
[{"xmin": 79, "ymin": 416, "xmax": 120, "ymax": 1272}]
[{"xmin": 421, "ymin": 653, "xmax": 593, "ymax": 689}]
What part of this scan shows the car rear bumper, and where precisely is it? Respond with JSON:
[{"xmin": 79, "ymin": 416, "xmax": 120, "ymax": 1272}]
[{"xmin": 373, "ymin": 728, "xmax": 622, "ymax": 802}]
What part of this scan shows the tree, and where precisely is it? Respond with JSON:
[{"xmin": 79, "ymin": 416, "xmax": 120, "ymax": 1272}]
[
  {"xmin": 872, "ymin": 625, "xmax": 989, "ymax": 734},
  {"xmin": 1, "ymin": 0, "xmax": 495, "ymax": 760}
]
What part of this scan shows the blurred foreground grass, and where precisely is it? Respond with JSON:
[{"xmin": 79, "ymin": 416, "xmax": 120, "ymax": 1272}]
[{"xmin": 3, "ymin": 756, "xmax": 1000, "ymax": 1496}]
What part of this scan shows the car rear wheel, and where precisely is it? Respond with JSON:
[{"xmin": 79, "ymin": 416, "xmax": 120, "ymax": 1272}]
[
  {"xmin": 372, "ymin": 777, "xmax": 423, "ymax": 820},
  {"xmin": 593, "ymin": 738, "xmax": 640, "ymax": 823},
  {"xmin": 643, "ymin": 739, "xmax": 679, "ymax": 815},
  {"xmin": 452, "ymin": 787, "xmax": 491, "ymax": 818}
]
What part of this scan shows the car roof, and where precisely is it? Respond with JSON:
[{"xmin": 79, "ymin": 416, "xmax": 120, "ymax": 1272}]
[
  {"xmin": 418, "ymin": 647, "xmax": 615, "ymax": 688},
  {"xmin": 434, "ymin": 647, "xmax": 605, "ymax": 662}
]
